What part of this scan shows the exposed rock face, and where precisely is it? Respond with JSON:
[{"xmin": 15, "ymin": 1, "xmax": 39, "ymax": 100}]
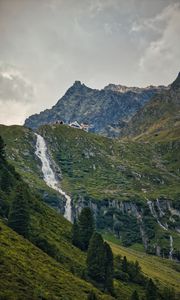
[
  {"xmin": 24, "ymin": 81, "xmax": 165, "ymax": 136},
  {"xmin": 71, "ymin": 196, "xmax": 180, "ymax": 260}
]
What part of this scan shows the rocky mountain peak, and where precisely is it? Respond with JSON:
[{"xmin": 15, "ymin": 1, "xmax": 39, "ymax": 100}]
[
  {"xmin": 171, "ymin": 72, "xmax": 180, "ymax": 90},
  {"xmin": 104, "ymin": 83, "xmax": 165, "ymax": 94},
  {"xmin": 65, "ymin": 80, "xmax": 91, "ymax": 95},
  {"xmin": 24, "ymin": 79, "xmax": 168, "ymax": 135},
  {"xmin": 73, "ymin": 80, "xmax": 82, "ymax": 87}
]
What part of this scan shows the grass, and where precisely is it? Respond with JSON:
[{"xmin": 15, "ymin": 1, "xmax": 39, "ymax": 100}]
[
  {"xmin": 0, "ymin": 219, "xmax": 113, "ymax": 300},
  {"xmin": 109, "ymin": 241, "xmax": 180, "ymax": 294},
  {"xmin": 0, "ymin": 124, "xmax": 179, "ymax": 202},
  {"xmin": 0, "ymin": 124, "xmax": 179, "ymax": 257},
  {"xmin": 39, "ymin": 124, "xmax": 180, "ymax": 201}
]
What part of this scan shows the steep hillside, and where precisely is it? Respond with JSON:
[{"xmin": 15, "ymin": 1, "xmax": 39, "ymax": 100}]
[
  {"xmin": 24, "ymin": 81, "xmax": 164, "ymax": 136},
  {"xmin": 0, "ymin": 135, "xmax": 116, "ymax": 299},
  {"xmin": 109, "ymin": 240, "xmax": 180, "ymax": 295},
  {"xmin": 0, "ymin": 220, "xmax": 111, "ymax": 300},
  {"xmin": 0, "ymin": 145, "xmax": 86, "ymax": 274},
  {"xmin": 0, "ymin": 124, "xmax": 179, "ymax": 260},
  {"xmin": 2, "ymin": 144, "xmax": 178, "ymax": 300},
  {"xmin": 120, "ymin": 72, "xmax": 180, "ymax": 141},
  {"xmin": 0, "ymin": 124, "xmax": 65, "ymax": 211}
]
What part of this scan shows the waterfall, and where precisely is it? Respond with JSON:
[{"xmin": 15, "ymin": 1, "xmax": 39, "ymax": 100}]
[
  {"xmin": 156, "ymin": 198, "xmax": 165, "ymax": 217},
  {"xmin": 169, "ymin": 235, "xmax": 174, "ymax": 260},
  {"xmin": 147, "ymin": 200, "xmax": 167, "ymax": 231},
  {"xmin": 35, "ymin": 133, "xmax": 72, "ymax": 222}
]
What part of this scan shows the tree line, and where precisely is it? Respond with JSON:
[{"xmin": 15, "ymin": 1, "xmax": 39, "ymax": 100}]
[{"xmin": 72, "ymin": 207, "xmax": 176, "ymax": 300}]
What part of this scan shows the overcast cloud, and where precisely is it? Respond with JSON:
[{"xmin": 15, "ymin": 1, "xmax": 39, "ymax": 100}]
[{"xmin": 0, "ymin": 0, "xmax": 180, "ymax": 125}]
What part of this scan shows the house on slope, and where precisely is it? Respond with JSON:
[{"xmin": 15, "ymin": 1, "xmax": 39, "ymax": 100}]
[{"xmin": 69, "ymin": 121, "xmax": 81, "ymax": 129}]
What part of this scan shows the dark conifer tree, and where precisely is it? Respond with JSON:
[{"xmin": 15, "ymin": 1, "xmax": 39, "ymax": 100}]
[
  {"xmin": 162, "ymin": 287, "xmax": 175, "ymax": 300},
  {"xmin": 146, "ymin": 278, "xmax": 157, "ymax": 300},
  {"xmin": 0, "ymin": 135, "xmax": 5, "ymax": 160},
  {"xmin": 87, "ymin": 232, "xmax": 106, "ymax": 283},
  {"xmin": 72, "ymin": 218, "xmax": 80, "ymax": 247},
  {"xmin": 8, "ymin": 183, "xmax": 30, "ymax": 238},
  {"xmin": 78, "ymin": 207, "xmax": 94, "ymax": 250},
  {"xmin": 87, "ymin": 290, "xmax": 98, "ymax": 300},
  {"xmin": 104, "ymin": 242, "xmax": 114, "ymax": 294},
  {"xmin": 122, "ymin": 256, "xmax": 128, "ymax": 273},
  {"xmin": 131, "ymin": 290, "xmax": 139, "ymax": 300}
]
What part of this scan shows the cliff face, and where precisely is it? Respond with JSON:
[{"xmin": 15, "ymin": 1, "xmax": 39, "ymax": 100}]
[{"xmin": 24, "ymin": 81, "xmax": 165, "ymax": 136}]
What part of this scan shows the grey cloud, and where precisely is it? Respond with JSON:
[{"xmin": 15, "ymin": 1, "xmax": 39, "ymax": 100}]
[
  {"xmin": 0, "ymin": 0, "xmax": 179, "ymax": 125},
  {"xmin": 0, "ymin": 64, "xmax": 34, "ymax": 104}
]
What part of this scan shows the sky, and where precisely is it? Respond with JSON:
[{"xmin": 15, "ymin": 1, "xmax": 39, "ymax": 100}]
[{"xmin": 0, "ymin": 0, "xmax": 180, "ymax": 125}]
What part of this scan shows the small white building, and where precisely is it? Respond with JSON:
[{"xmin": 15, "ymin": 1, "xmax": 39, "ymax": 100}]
[{"xmin": 69, "ymin": 121, "xmax": 81, "ymax": 129}]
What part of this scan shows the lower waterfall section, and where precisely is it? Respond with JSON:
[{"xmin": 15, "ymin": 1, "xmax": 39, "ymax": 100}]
[
  {"xmin": 169, "ymin": 235, "xmax": 174, "ymax": 260},
  {"xmin": 35, "ymin": 133, "xmax": 72, "ymax": 222}
]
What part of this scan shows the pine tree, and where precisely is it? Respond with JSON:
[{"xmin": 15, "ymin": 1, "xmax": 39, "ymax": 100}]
[
  {"xmin": 87, "ymin": 232, "xmax": 106, "ymax": 283},
  {"xmin": 87, "ymin": 290, "xmax": 98, "ymax": 300},
  {"xmin": 8, "ymin": 183, "xmax": 30, "ymax": 238},
  {"xmin": 162, "ymin": 287, "xmax": 175, "ymax": 300},
  {"xmin": 72, "ymin": 218, "xmax": 80, "ymax": 247},
  {"xmin": 135, "ymin": 260, "xmax": 141, "ymax": 275},
  {"xmin": 131, "ymin": 290, "xmax": 139, "ymax": 300},
  {"xmin": 146, "ymin": 279, "xmax": 157, "ymax": 300},
  {"xmin": 0, "ymin": 135, "xmax": 5, "ymax": 160},
  {"xmin": 104, "ymin": 242, "xmax": 114, "ymax": 294},
  {"xmin": 122, "ymin": 256, "xmax": 128, "ymax": 273},
  {"xmin": 78, "ymin": 207, "xmax": 94, "ymax": 250}
]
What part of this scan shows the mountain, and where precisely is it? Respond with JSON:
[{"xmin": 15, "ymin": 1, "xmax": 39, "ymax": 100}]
[
  {"xmin": 120, "ymin": 72, "xmax": 180, "ymax": 140},
  {"xmin": 1, "ymin": 73, "xmax": 180, "ymax": 299},
  {"xmin": 0, "ymin": 124, "xmax": 180, "ymax": 262},
  {"xmin": 0, "ymin": 129, "xmax": 180, "ymax": 299},
  {"xmin": 24, "ymin": 81, "xmax": 165, "ymax": 136}
]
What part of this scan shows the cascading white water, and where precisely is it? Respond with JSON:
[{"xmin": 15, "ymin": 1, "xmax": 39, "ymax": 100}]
[
  {"xmin": 35, "ymin": 133, "xmax": 72, "ymax": 222},
  {"xmin": 147, "ymin": 199, "xmax": 167, "ymax": 231},
  {"xmin": 169, "ymin": 235, "xmax": 174, "ymax": 260},
  {"xmin": 156, "ymin": 198, "xmax": 165, "ymax": 217}
]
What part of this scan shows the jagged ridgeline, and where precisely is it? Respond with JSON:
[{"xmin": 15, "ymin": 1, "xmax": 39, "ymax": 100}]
[{"xmin": 24, "ymin": 80, "xmax": 166, "ymax": 136}]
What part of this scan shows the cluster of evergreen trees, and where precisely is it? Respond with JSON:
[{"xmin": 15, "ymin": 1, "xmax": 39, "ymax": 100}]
[
  {"xmin": 72, "ymin": 207, "xmax": 94, "ymax": 250},
  {"xmin": 0, "ymin": 135, "xmax": 30, "ymax": 239},
  {"xmin": 87, "ymin": 232, "xmax": 114, "ymax": 293},
  {"xmin": 114, "ymin": 255, "xmax": 145, "ymax": 284},
  {"xmin": 72, "ymin": 207, "xmax": 114, "ymax": 294},
  {"xmin": 72, "ymin": 207, "xmax": 176, "ymax": 300},
  {"xmin": 8, "ymin": 183, "xmax": 30, "ymax": 239},
  {"xmin": 0, "ymin": 136, "xmax": 5, "ymax": 160}
]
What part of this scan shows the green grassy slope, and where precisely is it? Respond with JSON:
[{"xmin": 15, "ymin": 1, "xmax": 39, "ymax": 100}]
[
  {"xmin": 0, "ymin": 219, "xmax": 112, "ymax": 300},
  {"xmin": 0, "ymin": 142, "xmax": 114, "ymax": 299},
  {"xmin": 0, "ymin": 123, "xmax": 179, "ymax": 256},
  {"xmin": 120, "ymin": 73, "xmax": 180, "ymax": 141},
  {"xmin": 39, "ymin": 124, "xmax": 180, "ymax": 201},
  {"xmin": 109, "ymin": 240, "xmax": 180, "ymax": 295},
  {"xmin": 0, "ymin": 124, "xmax": 65, "ymax": 210},
  {"xmin": 0, "ymin": 124, "xmax": 179, "ymax": 202},
  {"xmin": 0, "ymin": 144, "xmax": 84, "ymax": 275}
]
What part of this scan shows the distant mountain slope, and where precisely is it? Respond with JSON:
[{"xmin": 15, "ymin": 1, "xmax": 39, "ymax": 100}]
[
  {"xmin": 1, "ymin": 124, "xmax": 179, "ymax": 260},
  {"xmin": 24, "ymin": 81, "xmax": 165, "ymax": 136},
  {"xmin": 0, "ymin": 149, "xmax": 179, "ymax": 299},
  {"xmin": 120, "ymin": 72, "xmax": 180, "ymax": 140}
]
